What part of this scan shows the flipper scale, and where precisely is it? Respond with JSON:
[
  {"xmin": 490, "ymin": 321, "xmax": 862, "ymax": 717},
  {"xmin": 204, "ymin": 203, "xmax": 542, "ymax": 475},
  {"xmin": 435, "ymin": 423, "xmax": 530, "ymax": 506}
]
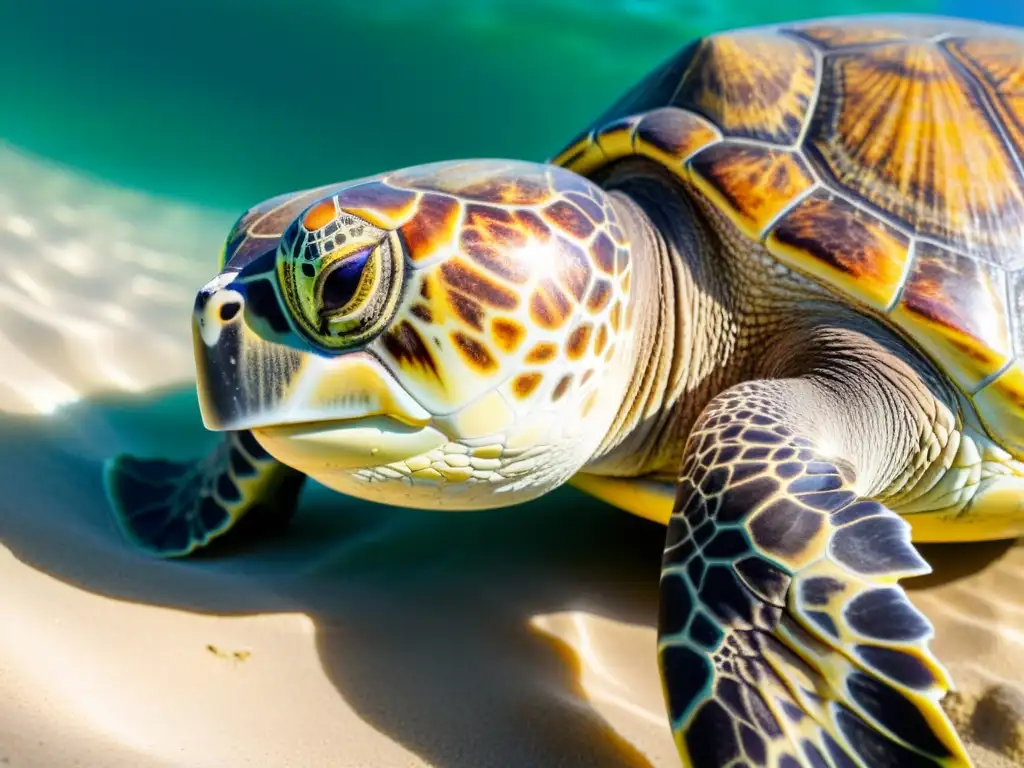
[
  {"xmin": 659, "ymin": 380, "xmax": 969, "ymax": 768},
  {"xmin": 104, "ymin": 430, "xmax": 306, "ymax": 557}
]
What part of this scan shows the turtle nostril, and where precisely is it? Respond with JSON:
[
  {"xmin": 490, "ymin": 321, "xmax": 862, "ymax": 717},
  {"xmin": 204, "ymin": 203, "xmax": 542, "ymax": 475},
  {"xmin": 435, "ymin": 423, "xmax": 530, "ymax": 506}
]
[{"xmin": 219, "ymin": 301, "xmax": 241, "ymax": 322}]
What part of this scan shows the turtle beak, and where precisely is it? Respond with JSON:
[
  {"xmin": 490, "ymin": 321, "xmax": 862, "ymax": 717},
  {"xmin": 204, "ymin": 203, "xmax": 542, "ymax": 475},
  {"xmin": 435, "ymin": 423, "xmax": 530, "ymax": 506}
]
[
  {"xmin": 191, "ymin": 272, "xmax": 445, "ymax": 473},
  {"xmin": 192, "ymin": 271, "xmax": 299, "ymax": 432}
]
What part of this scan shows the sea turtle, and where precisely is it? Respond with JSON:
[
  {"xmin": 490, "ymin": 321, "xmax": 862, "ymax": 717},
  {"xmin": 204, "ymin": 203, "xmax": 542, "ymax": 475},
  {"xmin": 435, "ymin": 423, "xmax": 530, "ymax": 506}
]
[{"xmin": 105, "ymin": 12, "xmax": 1024, "ymax": 767}]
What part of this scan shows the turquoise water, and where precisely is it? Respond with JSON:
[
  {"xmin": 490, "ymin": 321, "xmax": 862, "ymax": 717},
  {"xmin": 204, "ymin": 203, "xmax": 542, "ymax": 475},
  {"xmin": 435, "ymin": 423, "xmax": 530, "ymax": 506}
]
[{"xmin": 6, "ymin": 0, "xmax": 1019, "ymax": 214}]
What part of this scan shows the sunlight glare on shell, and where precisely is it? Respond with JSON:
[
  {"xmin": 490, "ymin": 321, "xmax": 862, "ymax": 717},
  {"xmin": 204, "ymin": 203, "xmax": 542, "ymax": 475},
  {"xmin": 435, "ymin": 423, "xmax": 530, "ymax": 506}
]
[{"xmin": 515, "ymin": 239, "xmax": 563, "ymax": 285}]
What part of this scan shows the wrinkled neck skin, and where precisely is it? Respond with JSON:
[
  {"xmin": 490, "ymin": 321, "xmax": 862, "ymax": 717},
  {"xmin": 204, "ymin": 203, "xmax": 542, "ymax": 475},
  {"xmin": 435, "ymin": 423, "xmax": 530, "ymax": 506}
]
[
  {"xmin": 584, "ymin": 160, "xmax": 755, "ymax": 478},
  {"xmin": 578, "ymin": 161, "xmax": 979, "ymax": 517}
]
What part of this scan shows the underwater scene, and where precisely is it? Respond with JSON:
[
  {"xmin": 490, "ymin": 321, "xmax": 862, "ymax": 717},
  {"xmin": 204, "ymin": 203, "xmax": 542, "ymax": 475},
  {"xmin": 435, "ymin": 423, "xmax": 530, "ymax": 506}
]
[{"xmin": 2, "ymin": 1, "xmax": 1024, "ymax": 767}]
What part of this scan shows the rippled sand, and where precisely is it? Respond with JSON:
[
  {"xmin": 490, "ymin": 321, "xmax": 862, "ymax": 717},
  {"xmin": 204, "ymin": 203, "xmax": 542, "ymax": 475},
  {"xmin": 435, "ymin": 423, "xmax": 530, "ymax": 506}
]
[{"xmin": 0, "ymin": 143, "xmax": 1022, "ymax": 767}]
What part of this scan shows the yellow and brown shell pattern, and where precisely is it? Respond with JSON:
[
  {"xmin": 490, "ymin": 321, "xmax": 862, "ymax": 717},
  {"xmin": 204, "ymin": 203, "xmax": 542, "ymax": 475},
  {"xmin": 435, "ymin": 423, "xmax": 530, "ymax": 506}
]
[
  {"xmin": 219, "ymin": 160, "xmax": 636, "ymax": 493},
  {"xmin": 553, "ymin": 15, "xmax": 1024, "ymax": 460}
]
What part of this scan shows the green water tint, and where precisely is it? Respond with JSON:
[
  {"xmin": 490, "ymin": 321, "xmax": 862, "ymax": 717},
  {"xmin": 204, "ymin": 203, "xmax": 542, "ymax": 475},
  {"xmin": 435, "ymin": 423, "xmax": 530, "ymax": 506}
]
[{"xmin": 1, "ymin": 0, "xmax": 935, "ymax": 214}]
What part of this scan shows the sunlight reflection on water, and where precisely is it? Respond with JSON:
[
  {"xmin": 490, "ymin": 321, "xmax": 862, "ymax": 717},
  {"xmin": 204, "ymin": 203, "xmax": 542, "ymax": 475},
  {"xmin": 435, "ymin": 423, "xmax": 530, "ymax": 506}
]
[{"xmin": 0, "ymin": 143, "xmax": 228, "ymax": 414}]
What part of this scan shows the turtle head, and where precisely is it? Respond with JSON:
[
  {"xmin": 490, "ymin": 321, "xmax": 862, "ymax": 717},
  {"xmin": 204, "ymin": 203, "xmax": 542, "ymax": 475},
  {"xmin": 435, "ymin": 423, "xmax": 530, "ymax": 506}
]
[{"xmin": 193, "ymin": 159, "xmax": 637, "ymax": 509}]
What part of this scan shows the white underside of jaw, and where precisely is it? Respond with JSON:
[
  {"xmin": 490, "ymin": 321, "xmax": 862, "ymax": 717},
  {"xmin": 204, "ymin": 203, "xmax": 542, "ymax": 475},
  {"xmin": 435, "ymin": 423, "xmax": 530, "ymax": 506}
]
[
  {"xmin": 315, "ymin": 433, "xmax": 585, "ymax": 510},
  {"xmin": 304, "ymin": 385, "xmax": 616, "ymax": 509}
]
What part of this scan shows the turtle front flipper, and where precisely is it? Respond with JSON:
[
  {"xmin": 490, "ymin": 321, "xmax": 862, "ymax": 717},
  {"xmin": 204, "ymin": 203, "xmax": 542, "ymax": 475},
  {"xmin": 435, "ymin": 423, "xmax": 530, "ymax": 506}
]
[
  {"xmin": 104, "ymin": 430, "xmax": 306, "ymax": 557},
  {"xmin": 660, "ymin": 379, "xmax": 969, "ymax": 768}
]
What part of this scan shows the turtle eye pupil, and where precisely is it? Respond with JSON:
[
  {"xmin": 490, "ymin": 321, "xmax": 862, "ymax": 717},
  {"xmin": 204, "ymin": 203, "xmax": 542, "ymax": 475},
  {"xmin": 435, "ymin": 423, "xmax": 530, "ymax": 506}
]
[{"xmin": 319, "ymin": 248, "xmax": 372, "ymax": 315}]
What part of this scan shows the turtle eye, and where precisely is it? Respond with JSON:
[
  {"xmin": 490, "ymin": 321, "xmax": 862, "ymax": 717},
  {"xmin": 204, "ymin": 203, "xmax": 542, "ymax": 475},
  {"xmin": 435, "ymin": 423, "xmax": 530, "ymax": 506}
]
[
  {"xmin": 275, "ymin": 202, "xmax": 405, "ymax": 352},
  {"xmin": 319, "ymin": 247, "xmax": 374, "ymax": 316}
]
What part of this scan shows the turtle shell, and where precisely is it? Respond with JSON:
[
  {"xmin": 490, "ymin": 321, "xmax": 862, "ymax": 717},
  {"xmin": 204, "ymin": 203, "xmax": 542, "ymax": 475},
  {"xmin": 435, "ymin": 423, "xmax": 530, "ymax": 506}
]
[{"xmin": 552, "ymin": 14, "xmax": 1024, "ymax": 459}]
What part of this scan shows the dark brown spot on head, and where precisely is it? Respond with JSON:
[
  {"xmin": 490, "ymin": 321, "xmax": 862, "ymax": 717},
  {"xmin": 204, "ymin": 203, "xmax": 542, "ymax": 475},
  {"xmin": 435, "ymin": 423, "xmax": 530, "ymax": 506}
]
[
  {"xmin": 410, "ymin": 303, "xmax": 433, "ymax": 323},
  {"xmin": 552, "ymin": 374, "xmax": 573, "ymax": 401},
  {"xmin": 451, "ymin": 331, "xmax": 497, "ymax": 372},
  {"xmin": 514, "ymin": 209, "xmax": 552, "ymax": 243},
  {"xmin": 566, "ymin": 323, "xmax": 593, "ymax": 360},
  {"xmin": 526, "ymin": 342, "xmax": 557, "ymax": 363},
  {"xmin": 591, "ymin": 232, "xmax": 616, "ymax": 274},
  {"xmin": 594, "ymin": 324, "xmax": 608, "ymax": 355},
  {"xmin": 462, "ymin": 205, "xmax": 531, "ymax": 283},
  {"xmin": 543, "ymin": 200, "xmax": 596, "ymax": 239},
  {"xmin": 400, "ymin": 193, "xmax": 461, "ymax": 262},
  {"xmin": 586, "ymin": 280, "xmax": 613, "ymax": 313},
  {"xmin": 609, "ymin": 301, "xmax": 622, "ymax": 332},
  {"xmin": 491, "ymin": 318, "xmax": 525, "ymax": 353},
  {"xmin": 447, "ymin": 290, "xmax": 485, "ymax": 331},
  {"xmin": 531, "ymin": 278, "xmax": 574, "ymax": 331},
  {"xmin": 383, "ymin": 321, "xmax": 440, "ymax": 379},
  {"xmin": 556, "ymin": 238, "xmax": 593, "ymax": 302},
  {"xmin": 512, "ymin": 373, "xmax": 543, "ymax": 399},
  {"xmin": 440, "ymin": 260, "xmax": 519, "ymax": 310},
  {"xmin": 419, "ymin": 278, "xmax": 432, "ymax": 299},
  {"xmin": 564, "ymin": 191, "xmax": 606, "ymax": 222}
]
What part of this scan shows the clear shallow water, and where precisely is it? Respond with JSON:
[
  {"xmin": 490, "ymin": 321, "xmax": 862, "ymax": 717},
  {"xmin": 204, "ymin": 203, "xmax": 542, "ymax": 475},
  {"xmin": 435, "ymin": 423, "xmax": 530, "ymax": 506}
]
[
  {"xmin": 1, "ymin": 0, "xmax": 1020, "ymax": 412},
  {"xmin": 6, "ymin": 0, "xmax": 1019, "ymax": 214},
  {"xmin": 1, "ymin": 8, "xmax": 1023, "ymax": 766}
]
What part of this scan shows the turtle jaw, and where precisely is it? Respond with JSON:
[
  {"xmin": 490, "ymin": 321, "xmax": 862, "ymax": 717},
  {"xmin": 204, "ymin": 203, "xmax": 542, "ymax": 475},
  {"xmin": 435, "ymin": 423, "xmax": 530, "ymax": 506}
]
[
  {"xmin": 191, "ymin": 273, "xmax": 444, "ymax": 474},
  {"xmin": 250, "ymin": 416, "xmax": 450, "ymax": 481}
]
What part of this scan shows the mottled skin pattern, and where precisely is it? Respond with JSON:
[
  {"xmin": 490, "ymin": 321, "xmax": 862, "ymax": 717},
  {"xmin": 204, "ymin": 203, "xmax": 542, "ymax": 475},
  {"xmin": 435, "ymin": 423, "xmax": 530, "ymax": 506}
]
[
  {"xmin": 103, "ymin": 13, "xmax": 1024, "ymax": 768},
  {"xmin": 202, "ymin": 160, "xmax": 640, "ymax": 509}
]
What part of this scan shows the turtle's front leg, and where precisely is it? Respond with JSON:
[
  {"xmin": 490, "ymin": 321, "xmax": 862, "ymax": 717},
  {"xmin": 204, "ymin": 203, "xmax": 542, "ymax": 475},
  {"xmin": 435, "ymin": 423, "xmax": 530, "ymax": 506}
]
[
  {"xmin": 104, "ymin": 430, "xmax": 307, "ymax": 557},
  {"xmin": 659, "ymin": 377, "xmax": 970, "ymax": 768}
]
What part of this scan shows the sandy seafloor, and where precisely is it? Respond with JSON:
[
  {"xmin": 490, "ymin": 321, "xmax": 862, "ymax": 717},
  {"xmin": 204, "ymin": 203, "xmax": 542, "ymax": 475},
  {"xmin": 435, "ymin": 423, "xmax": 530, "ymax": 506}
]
[{"xmin": 2, "ymin": 1, "xmax": 1024, "ymax": 766}]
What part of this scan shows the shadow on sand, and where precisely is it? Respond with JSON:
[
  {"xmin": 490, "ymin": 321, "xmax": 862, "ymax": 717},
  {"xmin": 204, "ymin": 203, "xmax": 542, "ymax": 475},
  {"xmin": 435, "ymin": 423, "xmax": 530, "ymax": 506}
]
[
  {"xmin": 0, "ymin": 384, "xmax": 667, "ymax": 768},
  {"xmin": 0, "ymin": 384, "xmax": 1016, "ymax": 767}
]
